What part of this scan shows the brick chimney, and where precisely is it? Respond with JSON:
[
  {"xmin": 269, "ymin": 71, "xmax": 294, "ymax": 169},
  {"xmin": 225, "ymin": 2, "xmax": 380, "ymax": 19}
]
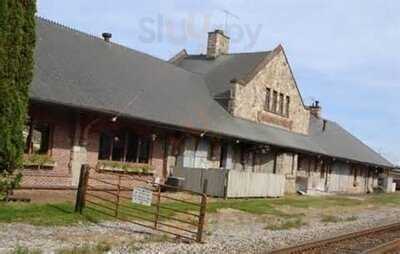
[
  {"xmin": 207, "ymin": 29, "xmax": 229, "ymax": 59},
  {"xmin": 102, "ymin": 32, "xmax": 112, "ymax": 42},
  {"xmin": 310, "ymin": 100, "xmax": 322, "ymax": 118}
]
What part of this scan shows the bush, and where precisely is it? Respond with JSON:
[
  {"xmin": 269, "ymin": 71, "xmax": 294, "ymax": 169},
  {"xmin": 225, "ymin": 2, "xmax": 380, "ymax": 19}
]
[{"xmin": 0, "ymin": 0, "xmax": 36, "ymax": 198}]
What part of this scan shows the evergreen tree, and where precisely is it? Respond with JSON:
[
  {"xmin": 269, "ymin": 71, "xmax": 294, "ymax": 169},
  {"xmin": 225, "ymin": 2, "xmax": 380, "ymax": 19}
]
[{"xmin": 0, "ymin": 0, "xmax": 36, "ymax": 199}]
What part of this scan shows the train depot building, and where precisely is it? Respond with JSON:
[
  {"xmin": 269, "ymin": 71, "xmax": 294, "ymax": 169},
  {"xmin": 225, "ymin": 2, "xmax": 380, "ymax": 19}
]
[{"xmin": 23, "ymin": 17, "xmax": 394, "ymax": 197}]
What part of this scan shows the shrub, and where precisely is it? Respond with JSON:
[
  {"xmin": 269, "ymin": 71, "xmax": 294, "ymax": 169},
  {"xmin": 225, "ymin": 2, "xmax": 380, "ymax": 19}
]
[{"xmin": 0, "ymin": 0, "xmax": 36, "ymax": 199}]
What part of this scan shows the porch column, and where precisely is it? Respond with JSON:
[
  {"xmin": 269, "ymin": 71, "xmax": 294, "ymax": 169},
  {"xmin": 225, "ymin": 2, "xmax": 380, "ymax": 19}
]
[
  {"xmin": 383, "ymin": 168, "xmax": 394, "ymax": 193},
  {"xmin": 69, "ymin": 112, "xmax": 88, "ymax": 186},
  {"xmin": 225, "ymin": 143, "xmax": 233, "ymax": 169}
]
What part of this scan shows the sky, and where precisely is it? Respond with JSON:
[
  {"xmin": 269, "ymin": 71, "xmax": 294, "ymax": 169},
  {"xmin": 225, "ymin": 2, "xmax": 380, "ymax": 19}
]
[{"xmin": 37, "ymin": 0, "xmax": 400, "ymax": 165}]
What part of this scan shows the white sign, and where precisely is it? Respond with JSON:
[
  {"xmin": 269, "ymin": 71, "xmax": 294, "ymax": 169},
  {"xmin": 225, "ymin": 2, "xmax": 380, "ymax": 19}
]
[{"xmin": 132, "ymin": 187, "xmax": 153, "ymax": 206}]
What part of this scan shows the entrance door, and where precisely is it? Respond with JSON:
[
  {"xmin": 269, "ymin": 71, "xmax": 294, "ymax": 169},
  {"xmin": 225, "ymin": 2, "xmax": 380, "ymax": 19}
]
[{"xmin": 328, "ymin": 162, "xmax": 351, "ymax": 192}]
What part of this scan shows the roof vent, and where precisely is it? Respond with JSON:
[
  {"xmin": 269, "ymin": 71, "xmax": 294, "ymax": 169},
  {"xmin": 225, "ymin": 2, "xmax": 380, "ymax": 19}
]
[{"xmin": 102, "ymin": 32, "xmax": 112, "ymax": 42}]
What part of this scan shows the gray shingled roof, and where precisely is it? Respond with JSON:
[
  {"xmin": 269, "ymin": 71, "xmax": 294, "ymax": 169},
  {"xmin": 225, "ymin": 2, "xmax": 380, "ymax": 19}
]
[
  {"xmin": 30, "ymin": 17, "xmax": 393, "ymax": 168},
  {"xmin": 309, "ymin": 116, "xmax": 392, "ymax": 167},
  {"xmin": 176, "ymin": 52, "xmax": 270, "ymax": 97}
]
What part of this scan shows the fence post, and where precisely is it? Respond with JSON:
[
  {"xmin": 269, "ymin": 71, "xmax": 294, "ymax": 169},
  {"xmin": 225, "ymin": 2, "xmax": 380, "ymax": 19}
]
[
  {"xmin": 75, "ymin": 164, "xmax": 90, "ymax": 214},
  {"xmin": 196, "ymin": 179, "xmax": 208, "ymax": 243},
  {"xmin": 115, "ymin": 175, "xmax": 121, "ymax": 217},
  {"xmin": 223, "ymin": 170, "xmax": 229, "ymax": 200},
  {"xmin": 154, "ymin": 185, "xmax": 161, "ymax": 229}
]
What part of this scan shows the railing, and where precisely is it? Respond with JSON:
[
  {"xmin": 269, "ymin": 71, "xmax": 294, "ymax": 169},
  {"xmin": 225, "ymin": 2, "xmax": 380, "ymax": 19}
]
[{"xmin": 75, "ymin": 164, "xmax": 208, "ymax": 242}]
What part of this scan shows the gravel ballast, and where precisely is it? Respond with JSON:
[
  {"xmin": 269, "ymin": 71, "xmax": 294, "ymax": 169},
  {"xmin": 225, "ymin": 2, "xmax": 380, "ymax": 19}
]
[{"xmin": 1, "ymin": 206, "xmax": 400, "ymax": 254}]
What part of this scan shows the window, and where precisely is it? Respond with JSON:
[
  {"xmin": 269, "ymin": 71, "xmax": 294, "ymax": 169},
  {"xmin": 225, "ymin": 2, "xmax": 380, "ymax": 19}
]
[
  {"xmin": 279, "ymin": 93, "xmax": 284, "ymax": 115},
  {"xmin": 286, "ymin": 96, "xmax": 290, "ymax": 117},
  {"xmin": 98, "ymin": 130, "xmax": 150, "ymax": 163},
  {"xmin": 264, "ymin": 88, "xmax": 271, "ymax": 111},
  {"xmin": 24, "ymin": 121, "xmax": 51, "ymax": 155},
  {"xmin": 272, "ymin": 90, "xmax": 278, "ymax": 113}
]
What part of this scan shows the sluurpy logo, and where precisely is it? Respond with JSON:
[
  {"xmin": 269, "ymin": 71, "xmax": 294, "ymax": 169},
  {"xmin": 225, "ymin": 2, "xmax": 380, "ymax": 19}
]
[{"xmin": 137, "ymin": 11, "xmax": 263, "ymax": 51}]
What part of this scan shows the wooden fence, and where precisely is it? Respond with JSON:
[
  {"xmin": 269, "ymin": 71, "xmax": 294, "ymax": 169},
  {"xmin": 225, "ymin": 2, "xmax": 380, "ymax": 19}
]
[{"xmin": 173, "ymin": 167, "xmax": 286, "ymax": 198}]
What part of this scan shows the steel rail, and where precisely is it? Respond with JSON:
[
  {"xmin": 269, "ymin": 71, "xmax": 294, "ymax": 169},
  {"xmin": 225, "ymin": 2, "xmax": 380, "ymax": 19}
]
[
  {"xmin": 159, "ymin": 194, "xmax": 201, "ymax": 207},
  {"xmin": 85, "ymin": 192, "xmax": 117, "ymax": 205},
  {"xmin": 158, "ymin": 204, "xmax": 200, "ymax": 218},
  {"xmin": 87, "ymin": 186, "xmax": 119, "ymax": 197},
  {"xmin": 90, "ymin": 177, "xmax": 131, "ymax": 191},
  {"xmin": 269, "ymin": 222, "xmax": 400, "ymax": 254},
  {"xmin": 86, "ymin": 199, "xmax": 116, "ymax": 213},
  {"xmin": 362, "ymin": 238, "xmax": 400, "ymax": 254}
]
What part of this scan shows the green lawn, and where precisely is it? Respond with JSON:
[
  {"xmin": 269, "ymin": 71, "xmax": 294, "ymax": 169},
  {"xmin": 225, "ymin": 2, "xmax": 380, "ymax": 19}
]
[{"xmin": 1, "ymin": 193, "xmax": 399, "ymax": 226}]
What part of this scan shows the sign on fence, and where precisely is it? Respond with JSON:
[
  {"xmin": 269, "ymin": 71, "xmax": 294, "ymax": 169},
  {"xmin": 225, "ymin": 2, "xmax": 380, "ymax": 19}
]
[{"xmin": 132, "ymin": 187, "xmax": 153, "ymax": 206}]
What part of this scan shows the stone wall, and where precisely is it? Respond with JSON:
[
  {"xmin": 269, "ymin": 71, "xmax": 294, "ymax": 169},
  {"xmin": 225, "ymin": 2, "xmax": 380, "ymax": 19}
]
[{"xmin": 230, "ymin": 50, "xmax": 310, "ymax": 135}]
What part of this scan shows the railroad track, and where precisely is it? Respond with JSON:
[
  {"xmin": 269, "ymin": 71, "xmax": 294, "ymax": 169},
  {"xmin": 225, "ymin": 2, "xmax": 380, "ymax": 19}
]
[
  {"xmin": 363, "ymin": 239, "xmax": 400, "ymax": 254},
  {"xmin": 269, "ymin": 222, "xmax": 400, "ymax": 254}
]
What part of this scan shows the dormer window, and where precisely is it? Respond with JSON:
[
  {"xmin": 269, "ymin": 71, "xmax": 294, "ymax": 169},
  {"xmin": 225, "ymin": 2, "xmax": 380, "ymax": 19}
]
[
  {"xmin": 279, "ymin": 93, "xmax": 284, "ymax": 115},
  {"xmin": 272, "ymin": 91, "xmax": 278, "ymax": 113},
  {"xmin": 264, "ymin": 88, "xmax": 271, "ymax": 111}
]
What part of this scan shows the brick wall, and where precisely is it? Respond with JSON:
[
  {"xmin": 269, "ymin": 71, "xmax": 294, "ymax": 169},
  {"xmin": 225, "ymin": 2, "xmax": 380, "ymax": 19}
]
[
  {"xmin": 22, "ymin": 104, "xmax": 166, "ymax": 188},
  {"xmin": 21, "ymin": 104, "xmax": 74, "ymax": 187}
]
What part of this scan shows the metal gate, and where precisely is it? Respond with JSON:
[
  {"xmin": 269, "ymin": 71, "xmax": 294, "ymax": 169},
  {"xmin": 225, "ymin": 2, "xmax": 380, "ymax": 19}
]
[{"xmin": 75, "ymin": 165, "xmax": 208, "ymax": 242}]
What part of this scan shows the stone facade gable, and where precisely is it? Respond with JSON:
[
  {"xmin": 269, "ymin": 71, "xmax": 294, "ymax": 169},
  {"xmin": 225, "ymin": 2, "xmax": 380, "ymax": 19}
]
[{"xmin": 229, "ymin": 49, "xmax": 310, "ymax": 135}]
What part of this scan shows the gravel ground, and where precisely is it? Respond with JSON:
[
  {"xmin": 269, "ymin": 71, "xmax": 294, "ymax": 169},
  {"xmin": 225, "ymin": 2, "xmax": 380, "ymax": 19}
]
[{"xmin": 2, "ymin": 206, "xmax": 400, "ymax": 254}]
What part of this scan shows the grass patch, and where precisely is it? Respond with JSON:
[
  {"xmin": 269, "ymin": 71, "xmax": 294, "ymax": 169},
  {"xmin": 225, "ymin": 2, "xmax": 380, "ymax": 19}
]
[
  {"xmin": 126, "ymin": 245, "xmax": 142, "ymax": 253},
  {"xmin": 367, "ymin": 193, "xmax": 400, "ymax": 205},
  {"xmin": 0, "ymin": 199, "xmax": 291, "ymax": 226},
  {"xmin": 9, "ymin": 246, "xmax": 42, "ymax": 254},
  {"xmin": 0, "ymin": 202, "xmax": 113, "ymax": 226},
  {"xmin": 0, "ymin": 200, "xmax": 202, "ymax": 226},
  {"xmin": 123, "ymin": 235, "xmax": 169, "ymax": 253},
  {"xmin": 207, "ymin": 199, "xmax": 290, "ymax": 217},
  {"xmin": 264, "ymin": 218, "xmax": 305, "ymax": 231},
  {"xmin": 321, "ymin": 214, "xmax": 341, "ymax": 223},
  {"xmin": 345, "ymin": 215, "xmax": 358, "ymax": 221},
  {"xmin": 321, "ymin": 214, "xmax": 358, "ymax": 223},
  {"xmin": 2, "ymin": 193, "xmax": 396, "ymax": 226},
  {"xmin": 56, "ymin": 243, "xmax": 110, "ymax": 254},
  {"xmin": 269, "ymin": 195, "xmax": 363, "ymax": 209}
]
